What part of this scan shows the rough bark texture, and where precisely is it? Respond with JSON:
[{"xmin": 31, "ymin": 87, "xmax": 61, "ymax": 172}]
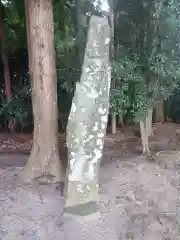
[
  {"xmin": 65, "ymin": 16, "xmax": 111, "ymax": 215},
  {"xmin": 19, "ymin": 0, "xmax": 64, "ymax": 183},
  {"xmin": 155, "ymin": 101, "xmax": 164, "ymax": 122},
  {"xmin": 0, "ymin": 1, "xmax": 14, "ymax": 132}
]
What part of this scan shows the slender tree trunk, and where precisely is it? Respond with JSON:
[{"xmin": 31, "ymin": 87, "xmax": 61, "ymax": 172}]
[
  {"xmin": 140, "ymin": 118, "xmax": 151, "ymax": 156},
  {"xmin": 112, "ymin": 112, "xmax": 116, "ymax": 134},
  {"xmin": 0, "ymin": 1, "xmax": 14, "ymax": 132},
  {"xmin": 19, "ymin": 0, "xmax": 64, "ymax": 183},
  {"xmin": 155, "ymin": 101, "xmax": 164, "ymax": 122},
  {"xmin": 147, "ymin": 108, "xmax": 153, "ymax": 136},
  {"xmin": 118, "ymin": 111, "xmax": 124, "ymax": 126}
]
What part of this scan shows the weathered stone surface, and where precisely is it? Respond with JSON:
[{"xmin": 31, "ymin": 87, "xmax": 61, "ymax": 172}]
[{"xmin": 65, "ymin": 15, "xmax": 111, "ymax": 214}]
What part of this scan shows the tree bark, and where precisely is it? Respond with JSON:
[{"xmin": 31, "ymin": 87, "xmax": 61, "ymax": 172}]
[
  {"xmin": 65, "ymin": 16, "xmax": 111, "ymax": 216},
  {"xmin": 110, "ymin": 5, "xmax": 116, "ymax": 135},
  {"xmin": 0, "ymin": 1, "xmax": 14, "ymax": 132},
  {"xmin": 24, "ymin": 0, "xmax": 32, "ymax": 73},
  {"xmin": 147, "ymin": 108, "xmax": 153, "ymax": 136},
  {"xmin": 19, "ymin": 0, "xmax": 64, "ymax": 183},
  {"xmin": 140, "ymin": 118, "xmax": 151, "ymax": 156}
]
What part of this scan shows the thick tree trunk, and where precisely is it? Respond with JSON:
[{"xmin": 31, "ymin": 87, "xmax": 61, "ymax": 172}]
[
  {"xmin": 155, "ymin": 101, "xmax": 164, "ymax": 122},
  {"xmin": 0, "ymin": 1, "xmax": 14, "ymax": 132},
  {"xmin": 112, "ymin": 112, "xmax": 116, "ymax": 134},
  {"xmin": 140, "ymin": 118, "xmax": 151, "ymax": 156},
  {"xmin": 19, "ymin": 0, "xmax": 64, "ymax": 183},
  {"xmin": 65, "ymin": 16, "xmax": 111, "ymax": 216},
  {"xmin": 147, "ymin": 108, "xmax": 153, "ymax": 136}
]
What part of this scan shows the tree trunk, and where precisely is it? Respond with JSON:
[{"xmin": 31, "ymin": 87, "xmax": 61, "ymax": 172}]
[
  {"xmin": 110, "ymin": 8, "xmax": 116, "ymax": 135},
  {"xmin": 0, "ymin": 1, "xmax": 14, "ymax": 132},
  {"xmin": 112, "ymin": 112, "xmax": 116, "ymax": 134},
  {"xmin": 147, "ymin": 108, "xmax": 153, "ymax": 136},
  {"xmin": 140, "ymin": 118, "xmax": 151, "ymax": 156},
  {"xmin": 155, "ymin": 101, "xmax": 164, "ymax": 122},
  {"xmin": 65, "ymin": 16, "xmax": 111, "ymax": 216},
  {"xmin": 24, "ymin": 0, "xmax": 32, "ymax": 73},
  {"xmin": 19, "ymin": 0, "xmax": 64, "ymax": 183},
  {"xmin": 118, "ymin": 112, "xmax": 124, "ymax": 126}
]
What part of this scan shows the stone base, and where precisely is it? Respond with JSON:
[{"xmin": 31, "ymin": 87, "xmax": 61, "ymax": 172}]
[{"xmin": 65, "ymin": 180, "xmax": 98, "ymax": 207}]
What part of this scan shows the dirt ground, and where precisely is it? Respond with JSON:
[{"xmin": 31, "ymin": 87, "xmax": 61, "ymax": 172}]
[{"xmin": 1, "ymin": 123, "xmax": 180, "ymax": 239}]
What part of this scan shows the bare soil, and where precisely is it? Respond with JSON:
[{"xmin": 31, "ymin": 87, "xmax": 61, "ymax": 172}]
[{"xmin": 1, "ymin": 123, "xmax": 180, "ymax": 239}]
